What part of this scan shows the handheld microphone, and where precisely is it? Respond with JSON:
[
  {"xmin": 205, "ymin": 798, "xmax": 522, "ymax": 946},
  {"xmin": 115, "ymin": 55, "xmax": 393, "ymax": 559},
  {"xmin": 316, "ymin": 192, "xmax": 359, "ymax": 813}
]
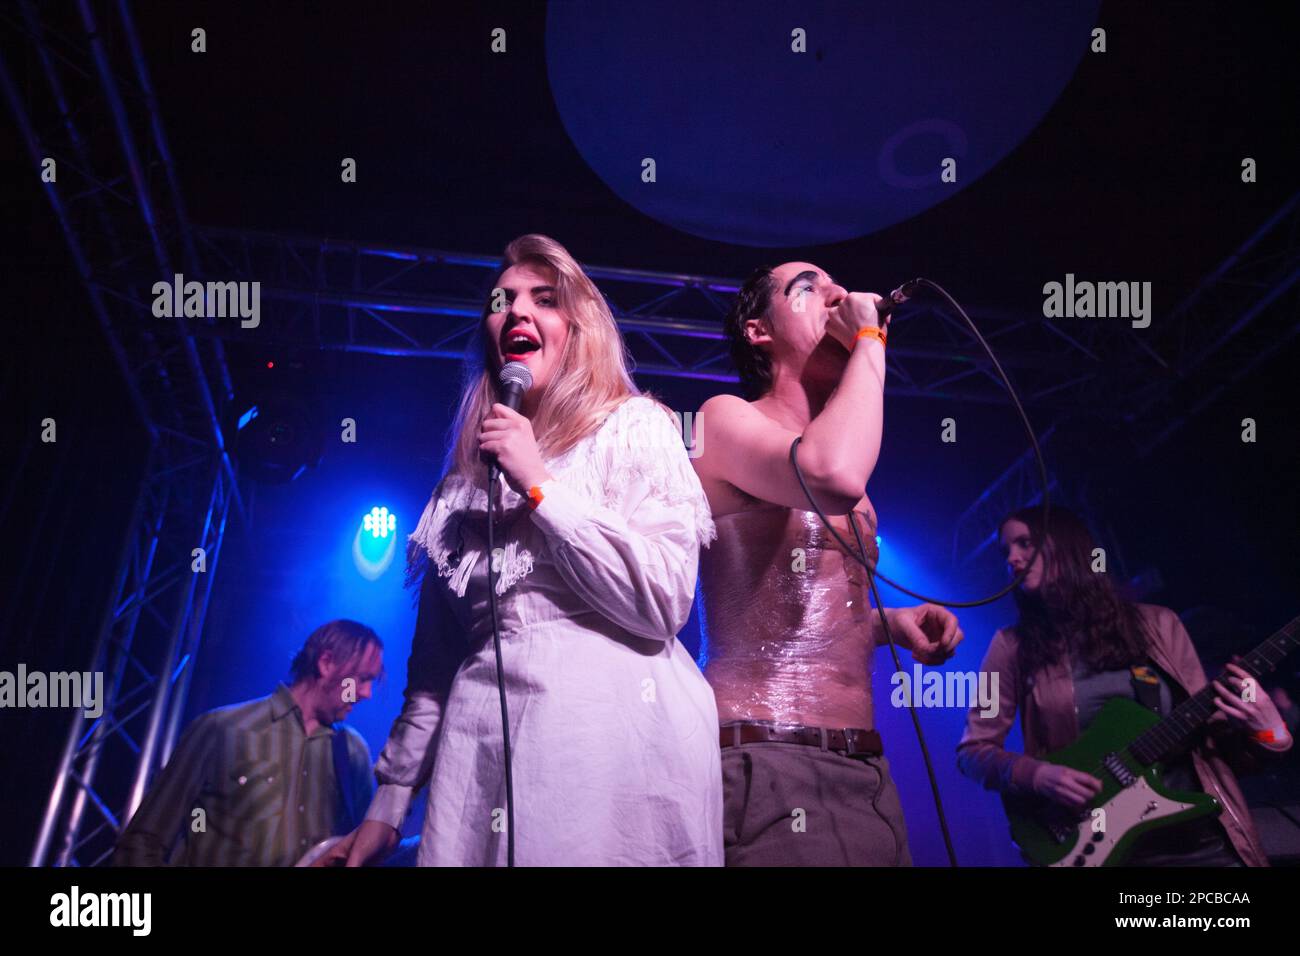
[
  {"xmin": 489, "ymin": 361, "xmax": 534, "ymax": 482},
  {"xmin": 874, "ymin": 278, "xmax": 923, "ymax": 320}
]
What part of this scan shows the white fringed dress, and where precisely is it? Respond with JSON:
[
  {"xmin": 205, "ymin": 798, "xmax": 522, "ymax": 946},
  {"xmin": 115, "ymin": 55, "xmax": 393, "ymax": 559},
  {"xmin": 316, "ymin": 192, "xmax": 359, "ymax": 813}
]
[{"xmin": 364, "ymin": 396, "xmax": 722, "ymax": 865}]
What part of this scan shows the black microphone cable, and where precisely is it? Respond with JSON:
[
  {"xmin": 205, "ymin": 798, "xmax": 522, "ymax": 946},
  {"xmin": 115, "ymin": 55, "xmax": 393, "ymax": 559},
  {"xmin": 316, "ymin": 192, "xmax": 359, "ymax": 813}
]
[
  {"xmin": 483, "ymin": 361, "xmax": 532, "ymax": 868},
  {"xmin": 788, "ymin": 277, "xmax": 1051, "ymax": 868},
  {"xmin": 484, "ymin": 473, "xmax": 516, "ymax": 866}
]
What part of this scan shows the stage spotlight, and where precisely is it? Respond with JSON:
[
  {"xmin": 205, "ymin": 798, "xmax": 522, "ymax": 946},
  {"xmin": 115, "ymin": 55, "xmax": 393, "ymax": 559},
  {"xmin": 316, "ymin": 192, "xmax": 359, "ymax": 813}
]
[
  {"xmin": 363, "ymin": 506, "xmax": 397, "ymax": 538},
  {"xmin": 353, "ymin": 506, "xmax": 398, "ymax": 580}
]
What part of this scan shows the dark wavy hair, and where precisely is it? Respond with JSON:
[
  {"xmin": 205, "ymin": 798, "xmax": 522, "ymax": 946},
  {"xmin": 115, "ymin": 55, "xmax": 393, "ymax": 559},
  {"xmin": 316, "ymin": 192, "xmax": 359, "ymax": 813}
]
[
  {"xmin": 723, "ymin": 266, "xmax": 777, "ymax": 399},
  {"xmin": 1001, "ymin": 506, "xmax": 1150, "ymax": 678}
]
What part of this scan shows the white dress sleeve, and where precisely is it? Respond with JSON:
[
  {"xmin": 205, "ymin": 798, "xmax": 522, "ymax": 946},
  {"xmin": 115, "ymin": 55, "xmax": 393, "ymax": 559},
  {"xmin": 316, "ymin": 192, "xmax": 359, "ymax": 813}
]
[
  {"xmin": 364, "ymin": 534, "xmax": 465, "ymax": 830},
  {"xmin": 529, "ymin": 396, "xmax": 716, "ymax": 642}
]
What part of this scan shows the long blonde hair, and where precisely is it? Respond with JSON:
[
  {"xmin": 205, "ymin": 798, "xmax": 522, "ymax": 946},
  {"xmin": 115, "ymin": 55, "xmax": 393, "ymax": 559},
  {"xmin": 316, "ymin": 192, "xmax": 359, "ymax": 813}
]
[{"xmin": 443, "ymin": 234, "xmax": 639, "ymax": 482}]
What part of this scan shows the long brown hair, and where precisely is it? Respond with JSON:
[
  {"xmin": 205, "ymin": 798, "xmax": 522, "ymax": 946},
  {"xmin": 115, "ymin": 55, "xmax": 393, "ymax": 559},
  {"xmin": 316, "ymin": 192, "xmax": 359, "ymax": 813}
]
[{"xmin": 1001, "ymin": 506, "xmax": 1150, "ymax": 677}]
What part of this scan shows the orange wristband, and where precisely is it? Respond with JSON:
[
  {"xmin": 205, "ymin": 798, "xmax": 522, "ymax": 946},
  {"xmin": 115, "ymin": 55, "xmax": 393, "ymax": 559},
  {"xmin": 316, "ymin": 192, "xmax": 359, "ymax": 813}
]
[
  {"xmin": 527, "ymin": 485, "xmax": 545, "ymax": 510},
  {"xmin": 856, "ymin": 325, "xmax": 887, "ymax": 348}
]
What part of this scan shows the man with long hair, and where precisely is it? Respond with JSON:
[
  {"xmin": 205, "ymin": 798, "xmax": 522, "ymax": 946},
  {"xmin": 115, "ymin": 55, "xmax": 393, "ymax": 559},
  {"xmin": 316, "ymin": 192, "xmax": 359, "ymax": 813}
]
[
  {"xmin": 958, "ymin": 506, "xmax": 1292, "ymax": 865},
  {"xmin": 691, "ymin": 263, "xmax": 964, "ymax": 866},
  {"xmin": 114, "ymin": 620, "xmax": 382, "ymax": 866},
  {"xmin": 332, "ymin": 235, "xmax": 723, "ymax": 866}
]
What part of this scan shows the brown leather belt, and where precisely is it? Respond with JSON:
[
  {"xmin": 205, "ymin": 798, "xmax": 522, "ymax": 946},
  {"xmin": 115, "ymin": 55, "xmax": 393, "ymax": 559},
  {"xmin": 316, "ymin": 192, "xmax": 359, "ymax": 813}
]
[{"xmin": 719, "ymin": 721, "xmax": 884, "ymax": 757}]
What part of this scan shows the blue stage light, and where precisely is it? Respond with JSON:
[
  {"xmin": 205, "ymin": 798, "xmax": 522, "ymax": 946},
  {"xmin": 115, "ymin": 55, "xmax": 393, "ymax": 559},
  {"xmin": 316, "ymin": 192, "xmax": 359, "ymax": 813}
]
[
  {"xmin": 354, "ymin": 506, "xmax": 398, "ymax": 579},
  {"xmin": 363, "ymin": 506, "xmax": 397, "ymax": 538}
]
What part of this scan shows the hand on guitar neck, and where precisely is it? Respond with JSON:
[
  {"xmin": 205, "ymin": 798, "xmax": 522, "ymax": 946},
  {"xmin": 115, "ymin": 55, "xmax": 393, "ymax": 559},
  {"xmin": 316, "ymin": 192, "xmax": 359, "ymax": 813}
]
[{"xmin": 1208, "ymin": 660, "xmax": 1294, "ymax": 752}]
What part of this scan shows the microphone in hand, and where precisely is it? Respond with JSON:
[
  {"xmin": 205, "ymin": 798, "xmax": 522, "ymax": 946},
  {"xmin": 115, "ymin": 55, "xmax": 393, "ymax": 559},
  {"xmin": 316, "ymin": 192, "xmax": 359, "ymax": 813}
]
[{"xmin": 488, "ymin": 361, "xmax": 534, "ymax": 483}]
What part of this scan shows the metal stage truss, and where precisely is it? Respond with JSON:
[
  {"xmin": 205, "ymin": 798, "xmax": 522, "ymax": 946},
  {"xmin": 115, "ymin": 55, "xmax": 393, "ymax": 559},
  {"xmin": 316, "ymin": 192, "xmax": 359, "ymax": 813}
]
[
  {"xmin": 2, "ymin": 0, "xmax": 244, "ymax": 867},
  {"xmin": 188, "ymin": 224, "xmax": 1159, "ymax": 408},
  {"xmin": 952, "ymin": 192, "xmax": 1300, "ymax": 566}
]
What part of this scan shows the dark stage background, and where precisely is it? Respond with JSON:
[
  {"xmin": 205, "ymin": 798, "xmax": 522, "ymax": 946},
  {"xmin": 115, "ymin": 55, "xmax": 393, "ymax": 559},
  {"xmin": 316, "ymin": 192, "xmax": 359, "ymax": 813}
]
[{"xmin": 2, "ymin": 0, "xmax": 1298, "ymax": 867}]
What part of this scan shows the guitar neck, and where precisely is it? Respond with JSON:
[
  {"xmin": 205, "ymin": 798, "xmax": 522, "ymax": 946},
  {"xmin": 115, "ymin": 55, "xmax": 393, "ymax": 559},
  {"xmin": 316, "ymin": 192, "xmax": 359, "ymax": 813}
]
[{"xmin": 1128, "ymin": 614, "xmax": 1300, "ymax": 766}]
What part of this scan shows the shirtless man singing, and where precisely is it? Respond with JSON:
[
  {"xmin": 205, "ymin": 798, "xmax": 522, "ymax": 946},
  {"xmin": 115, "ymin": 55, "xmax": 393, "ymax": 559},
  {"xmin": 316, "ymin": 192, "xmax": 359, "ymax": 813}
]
[{"xmin": 691, "ymin": 262, "xmax": 963, "ymax": 866}]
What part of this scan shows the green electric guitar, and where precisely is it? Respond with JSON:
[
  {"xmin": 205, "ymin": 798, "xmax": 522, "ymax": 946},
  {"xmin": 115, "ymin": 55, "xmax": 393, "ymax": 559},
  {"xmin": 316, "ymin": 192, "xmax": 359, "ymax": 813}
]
[{"xmin": 1003, "ymin": 614, "xmax": 1299, "ymax": 867}]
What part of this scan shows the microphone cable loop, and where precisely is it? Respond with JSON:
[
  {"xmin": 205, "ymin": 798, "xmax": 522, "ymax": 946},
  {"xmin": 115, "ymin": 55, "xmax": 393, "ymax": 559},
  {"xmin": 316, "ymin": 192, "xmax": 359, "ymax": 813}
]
[{"xmin": 789, "ymin": 277, "xmax": 1052, "ymax": 868}]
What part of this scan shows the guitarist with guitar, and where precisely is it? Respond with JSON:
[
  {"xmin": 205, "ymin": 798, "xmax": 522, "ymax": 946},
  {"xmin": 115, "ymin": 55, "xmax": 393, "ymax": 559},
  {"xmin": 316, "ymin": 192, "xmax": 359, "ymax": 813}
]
[{"xmin": 958, "ymin": 507, "xmax": 1294, "ymax": 867}]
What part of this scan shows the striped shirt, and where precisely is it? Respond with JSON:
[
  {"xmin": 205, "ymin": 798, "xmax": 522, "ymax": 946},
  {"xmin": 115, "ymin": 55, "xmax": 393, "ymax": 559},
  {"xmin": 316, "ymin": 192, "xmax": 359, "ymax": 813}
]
[{"xmin": 114, "ymin": 684, "xmax": 373, "ymax": 867}]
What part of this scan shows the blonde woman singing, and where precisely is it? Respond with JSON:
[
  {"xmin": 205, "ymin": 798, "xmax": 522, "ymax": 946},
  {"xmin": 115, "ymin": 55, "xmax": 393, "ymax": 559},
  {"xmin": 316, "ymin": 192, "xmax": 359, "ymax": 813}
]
[{"xmin": 328, "ymin": 235, "xmax": 722, "ymax": 866}]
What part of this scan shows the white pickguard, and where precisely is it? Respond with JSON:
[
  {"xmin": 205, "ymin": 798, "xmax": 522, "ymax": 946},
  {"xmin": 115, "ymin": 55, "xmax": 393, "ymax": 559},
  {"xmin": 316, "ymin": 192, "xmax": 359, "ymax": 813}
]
[{"xmin": 1050, "ymin": 776, "xmax": 1198, "ymax": 867}]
